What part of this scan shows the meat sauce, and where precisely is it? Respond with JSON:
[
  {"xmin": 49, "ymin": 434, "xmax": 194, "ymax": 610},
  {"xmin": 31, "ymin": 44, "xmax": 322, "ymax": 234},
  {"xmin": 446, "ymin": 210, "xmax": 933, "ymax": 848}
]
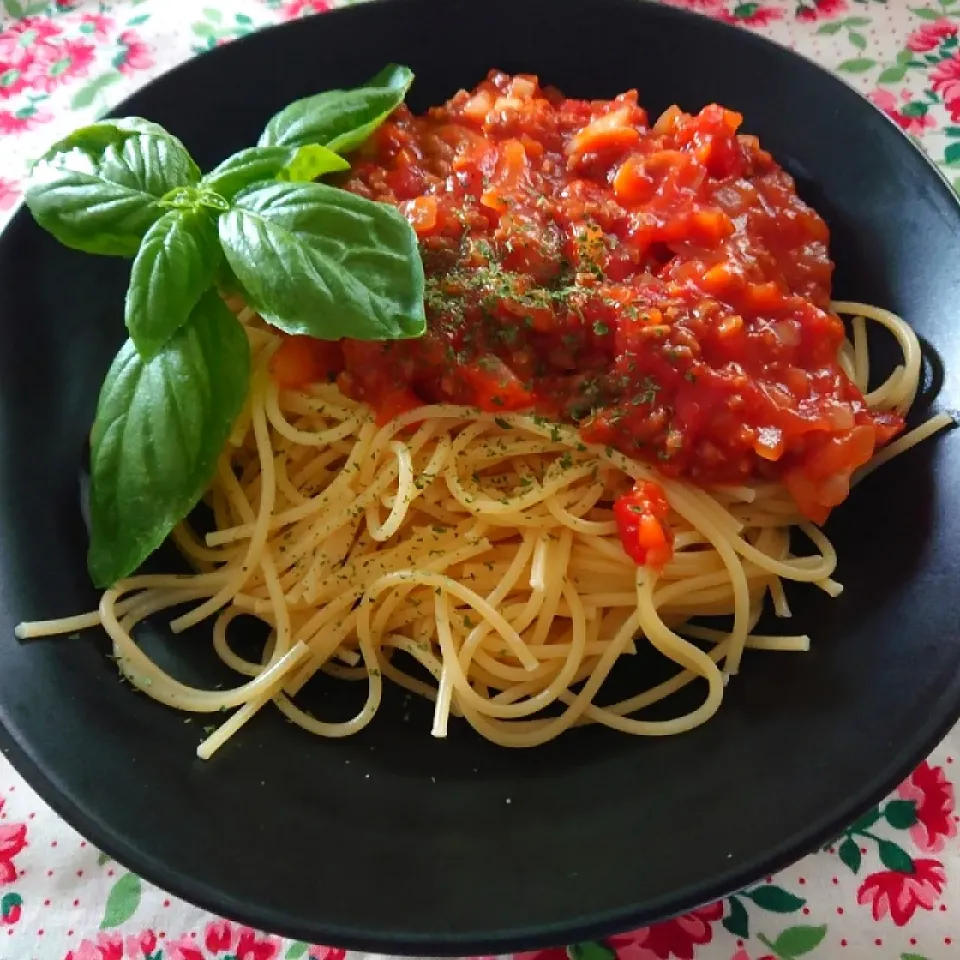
[{"xmin": 270, "ymin": 71, "xmax": 903, "ymax": 554}]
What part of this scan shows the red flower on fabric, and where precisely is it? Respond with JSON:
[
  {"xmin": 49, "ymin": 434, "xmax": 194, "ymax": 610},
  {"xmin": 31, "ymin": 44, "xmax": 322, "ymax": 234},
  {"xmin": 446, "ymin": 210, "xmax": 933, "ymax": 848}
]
[
  {"xmin": 0, "ymin": 105, "xmax": 53, "ymax": 135},
  {"xmin": 309, "ymin": 948, "xmax": 347, "ymax": 960},
  {"xmin": 124, "ymin": 930, "xmax": 158, "ymax": 960},
  {"xmin": 907, "ymin": 18, "xmax": 958, "ymax": 52},
  {"xmin": 898, "ymin": 761, "xmax": 957, "ymax": 853},
  {"xmin": 115, "ymin": 30, "xmax": 154, "ymax": 75},
  {"xmin": 0, "ymin": 16, "xmax": 63, "ymax": 51},
  {"xmin": 236, "ymin": 927, "xmax": 282, "ymax": 960},
  {"xmin": 64, "ymin": 947, "xmax": 92, "ymax": 960},
  {"xmin": 925, "ymin": 54, "xmax": 960, "ymax": 120},
  {"xmin": 0, "ymin": 66, "xmax": 31, "ymax": 101},
  {"xmin": 165, "ymin": 939, "xmax": 205, "ymax": 960},
  {"xmin": 205, "ymin": 919, "xmax": 234, "ymax": 953},
  {"xmin": 719, "ymin": 4, "xmax": 783, "ymax": 26},
  {"xmin": 282, "ymin": 0, "xmax": 333, "ymax": 17},
  {"xmin": 24, "ymin": 37, "xmax": 96, "ymax": 94},
  {"xmin": 795, "ymin": 0, "xmax": 847, "ymax": 22},
  {"xmin": 857, "ymin": 858, "xmax": 946, "ymax": 925},
  {"xmin": 515, "ymin": 949, "xmax": 569, "ymax": 960},
  {"xmin": 931, "ymin": 51, "xmax": 960, "ymax": 101},
  {"xmin": 96, "ymin": 934, "xmax": 123, "ymax": 960},
  {"xmin": 868, "ymin": 89, "xmax": 936, "ymax": 134},
  {"xmin": 63, "ymin": 933, "xmax": 127, "ymax": 960},
  {"xmin": 608, "ymin": 902, "xmax": 725, "ymax": 960},
  {"xmin": 0, "ymin": 17, "xmax": 64, "ymax": 100},
  {"xmin": 200, "ymin": 923, "xmax": 281, "ymax": 960},
  {"xmin": 79, "ymin": 14, "xmax": 114, "ymax": 39},
  {"xmin": 0, "ymin": 818, "xmax": 26, "ymax": 884}
]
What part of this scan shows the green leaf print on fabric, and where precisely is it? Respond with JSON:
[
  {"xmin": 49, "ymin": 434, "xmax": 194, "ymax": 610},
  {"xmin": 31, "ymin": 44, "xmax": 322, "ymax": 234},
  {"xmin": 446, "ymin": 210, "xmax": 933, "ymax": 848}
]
[
  {"xmin": 567, "ymin": 942, "xmax": 616, "ymax": 960},
  {"xmin": 838, "ymin": 836, "xmax": 862, "ymax": 873},
  {"xmin": 100, "ymin": 872, "xmax": 143, "ymax": 929},
  {"xmin": 878, "ymin": 64, "xmax": 910, "ymax": 83},
  {"xmin": 758, "ymin": 924, "xmax": 828, "ymax": 959},
  {"xmin": 71, "ymin": 74, "xmax": 122, "ymax": 111},
  {"xmin": 0, "ymin": 892, "xmax": 22, "ymax": 925},
  {"xmin": 849, "ymin": 806, "xmax": 881, "ymax": 833},
  {"xmin": 838, "ymin": 57, "xmax": 877, "ymax": 72},
  {"xmin": 744, "ymin": 884, "xmax": 806, "ymax": 912},
  {"xmin": 878, "ymin": 838, "xmax": 915, "ymax": 872},
  {"xmin": 722, "ymin": 883, "xmax": 807, "ymax": 947},
  {"xmin": 884, "ymin": 798, "xmax": 919, "ymax": 828},
  {"xmin": 190, "ymin": 9, "xmax": 264, "ymax": 52},
  {"xmin": 832, "ymin": 795, "xmax": 922, "ymax": 875},
  {"xmin": 1, "ymin": 0, "xmax": 47, "ymax": 18},
  {"xmin": 722, "ymin": 895, "xmax": 750, "ymax": 938},
  {"xmin": 285, "ymin": 943, "xmax": 309, "ymax": 959},
  {"xmin": 944, "ymin": 141, "xmax": 960, "ymax": 165}
]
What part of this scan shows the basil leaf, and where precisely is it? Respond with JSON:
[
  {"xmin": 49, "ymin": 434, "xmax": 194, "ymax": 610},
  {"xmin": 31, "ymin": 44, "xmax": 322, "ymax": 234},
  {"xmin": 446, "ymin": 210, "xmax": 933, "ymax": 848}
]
[
  {"xmin": 112, "ymin": 134, "xmax": 199, "ymax": 196},
  {"xmin": 202, "ymin": 144, "xmax": 348, "ymax": 200},
  {"xmin": 126, "ymin": 208, "xmax": 222, "ymax": 359},
  {"xmin": 27, "ymin": 132, "xmax": 200, "ymax": 256},
  {"xmin": 88, "ymin": 291, "xmax": 249, "ymax": 587},
  {"xmin": 202, "ymin": 146, "xmax": 296, "ymax": 200},
  {"xmin": 280, "ymin": 144, "xmax": 350, "ymax": 183},
  {"xmin": 215, "ymin": 259, "xmax": 254, "ymax": 302},
  {"xmin": 258, "ymin": 64, "xmax": 413, "ymax": 153},
  {"xmin": 43, "ymin": 118, "xmax": 201, "ymax": 183},
  {"xmin": 219, "ymin": 180, "xmax": 425, "ymax": 341}
]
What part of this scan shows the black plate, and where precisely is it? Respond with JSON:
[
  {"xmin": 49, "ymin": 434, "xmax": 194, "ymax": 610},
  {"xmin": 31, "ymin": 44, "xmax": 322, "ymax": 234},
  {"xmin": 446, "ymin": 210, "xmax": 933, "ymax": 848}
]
[{"xmin": 2, "ymin": 0, "xmax": 960, "ymax": 953}]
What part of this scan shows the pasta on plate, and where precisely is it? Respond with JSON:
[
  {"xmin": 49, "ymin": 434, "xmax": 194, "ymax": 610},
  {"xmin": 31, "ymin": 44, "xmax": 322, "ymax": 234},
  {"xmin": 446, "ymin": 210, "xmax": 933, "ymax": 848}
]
[{"xmin": 17, "ymin": 70, "xmax": 951, "ymax": 756}]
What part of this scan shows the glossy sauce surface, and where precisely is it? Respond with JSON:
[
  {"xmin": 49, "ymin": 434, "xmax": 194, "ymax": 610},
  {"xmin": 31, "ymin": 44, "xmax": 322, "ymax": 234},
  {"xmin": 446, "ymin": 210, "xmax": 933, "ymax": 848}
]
[{"xmin": 271, "ymin": 71, "xmax": 903, "ymax": 525}]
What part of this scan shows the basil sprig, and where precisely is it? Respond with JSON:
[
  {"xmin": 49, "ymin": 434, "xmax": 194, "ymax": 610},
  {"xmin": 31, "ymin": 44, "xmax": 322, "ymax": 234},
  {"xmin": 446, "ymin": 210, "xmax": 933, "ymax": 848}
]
[
  {"xmin": 259, "ymin": 64, "xmax": 413, "ymax": 153},
  {"xmin": 25, "ymin": 65, "xmax": 425, "ymax": 587}
]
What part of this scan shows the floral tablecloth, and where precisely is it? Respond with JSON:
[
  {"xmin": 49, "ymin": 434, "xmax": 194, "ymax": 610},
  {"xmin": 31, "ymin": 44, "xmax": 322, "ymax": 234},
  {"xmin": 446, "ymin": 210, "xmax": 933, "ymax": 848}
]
[{"xmin": 1, "ymin": 0, "xmax": 960, "ymax": 958}]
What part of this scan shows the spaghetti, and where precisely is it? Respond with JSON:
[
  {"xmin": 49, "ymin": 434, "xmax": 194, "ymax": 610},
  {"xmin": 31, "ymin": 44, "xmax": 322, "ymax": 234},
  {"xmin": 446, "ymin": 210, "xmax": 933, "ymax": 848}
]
[{"xmin": 16, "ymin": 303, "xmax": 951, "ymax": 756}]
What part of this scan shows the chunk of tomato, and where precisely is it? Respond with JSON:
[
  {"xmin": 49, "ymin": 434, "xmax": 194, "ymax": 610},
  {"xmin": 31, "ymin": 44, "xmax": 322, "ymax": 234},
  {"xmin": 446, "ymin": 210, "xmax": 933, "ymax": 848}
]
[
  {"xmin": 269, "ymin": 336, "xmax": 344, "ymax": 390},
  {"xmin": 613, "ymin": 479, "xmax": 674, "ymax": 570},
  {"xmin": 459, "ymin": 356, "xmax": 535, "ymax": 410}
]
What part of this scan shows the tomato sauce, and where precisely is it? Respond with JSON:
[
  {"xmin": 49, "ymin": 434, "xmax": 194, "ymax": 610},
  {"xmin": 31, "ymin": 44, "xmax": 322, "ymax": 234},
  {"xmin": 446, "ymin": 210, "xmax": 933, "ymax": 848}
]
[
  {"xmin": 276, "ymin": 71, "xmax": 904, "ymax": 528},
  {"xmin": 612, "ymin": 480, "xmax": 674, "ymax": 571}
]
